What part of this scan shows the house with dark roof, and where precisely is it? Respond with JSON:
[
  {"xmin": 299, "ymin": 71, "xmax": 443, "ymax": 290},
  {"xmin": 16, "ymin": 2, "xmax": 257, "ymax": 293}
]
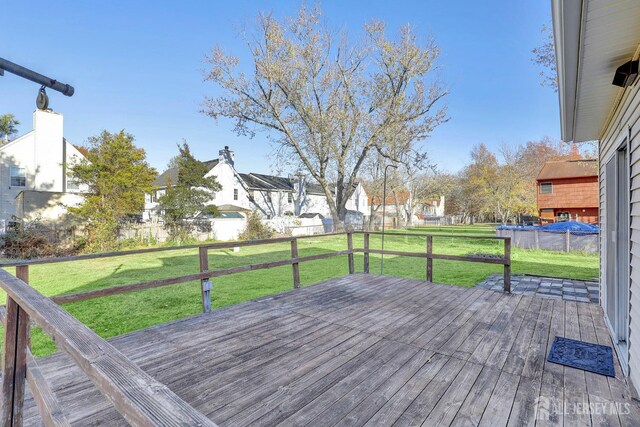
[
  {"xmin": 536, "ymin": 159, "xmax": 598, "ymax": 224},
  {"xmin": 144, "ymin": 146, "xmax": 368, "ymax": 222}
]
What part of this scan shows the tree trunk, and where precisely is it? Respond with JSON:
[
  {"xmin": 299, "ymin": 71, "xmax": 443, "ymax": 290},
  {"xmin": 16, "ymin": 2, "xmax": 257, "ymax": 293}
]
[
  {"xmin": 327, "ymin": 201, "xmax": 342, "ymax": 231},
  {"xmin": 392, "ymin": 191, "xmax": 402, "ymax": 229},
  {"xmin": 405, "ymin": 190, "xmax": 414, "ymax": 227},
  {"xmin": 368, "ymin": 201, "xmax": 380, "ymax": 230}
]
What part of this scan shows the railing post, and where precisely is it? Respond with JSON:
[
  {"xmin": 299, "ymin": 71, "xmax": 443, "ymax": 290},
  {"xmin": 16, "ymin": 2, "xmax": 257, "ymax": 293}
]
[
  {"xmin": 503, "ymin": 238, "xmax": 511, "ymax": 293},
  {"xmin": 2, "ymin": 266, "xmax": 30, "ymax": 426},
  {"xmin": 426, "ymin": 235, "xmax": 433, "ymax": 282},
  {"xmin": 347, "ymin": 232, "xmax": 355, "ymax": 275},
  {"xmin": 363, "ymin": 232, "xmax": 370, "ymax": 274},
  {"xmin": 198, "ymin": 247, "xmax": 212, "ymax": 313},
  {"xmin": 291, "ymin": 238, "xmax": 301, "ymax": 289}
]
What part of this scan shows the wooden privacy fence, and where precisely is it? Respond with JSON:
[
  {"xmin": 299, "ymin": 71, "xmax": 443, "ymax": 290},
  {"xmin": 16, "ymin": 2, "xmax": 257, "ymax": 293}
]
[{"xmin": 0, "ymin": 231, "xmax": 509, "ymax": 425}]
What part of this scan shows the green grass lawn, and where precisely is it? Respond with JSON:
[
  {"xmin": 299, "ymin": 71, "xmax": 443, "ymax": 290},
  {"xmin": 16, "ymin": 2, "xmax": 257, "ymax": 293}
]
[{"xmin": 2, "ymin": 224, "xmax": 598, "ymax": 357}]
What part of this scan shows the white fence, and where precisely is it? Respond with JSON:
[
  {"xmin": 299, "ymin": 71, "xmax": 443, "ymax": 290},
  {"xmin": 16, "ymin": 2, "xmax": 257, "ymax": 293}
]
[
  {"xmin": 121, "ymin": 218, "xmax": 246, "ymax": 243},
  {"xmin": 496, "ymin": 228, "xmax": 599, "ymax": 253}
]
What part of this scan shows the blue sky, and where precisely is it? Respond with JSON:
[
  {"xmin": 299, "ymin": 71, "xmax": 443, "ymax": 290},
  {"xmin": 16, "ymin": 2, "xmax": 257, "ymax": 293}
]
[{"xmin": 1, "ymin": 0, "xmax": 557, "ymax": 175}]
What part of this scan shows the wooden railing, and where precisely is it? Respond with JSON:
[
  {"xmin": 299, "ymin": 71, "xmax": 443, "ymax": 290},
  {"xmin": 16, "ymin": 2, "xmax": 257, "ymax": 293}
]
[
  {"xmin": 359, "ymin": 231, "xmax": 512, "ymax": 293},
  {"xmin": 0, "ymin": 231, "xmax": 510, "ymax": 425},
  {"xmin": 0, "ymin": 268, "xmax": 216, "ymax": 426}
]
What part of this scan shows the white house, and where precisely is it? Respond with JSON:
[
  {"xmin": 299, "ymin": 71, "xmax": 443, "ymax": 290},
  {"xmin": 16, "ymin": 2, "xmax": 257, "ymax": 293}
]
[
  {"xmin": 145, "ymin": 146, "xmax": 369, "ymax": 225},
  {"xmin": 0, "ymin": 110, "xmax": 86, "ymax": 231},
  {"xmin": 552, "ymin": 0, "xmax": 640, "ymax": 395},
  {"xmin": 424, "ymin": 196, "xmax": 445, "ymax": 217}
]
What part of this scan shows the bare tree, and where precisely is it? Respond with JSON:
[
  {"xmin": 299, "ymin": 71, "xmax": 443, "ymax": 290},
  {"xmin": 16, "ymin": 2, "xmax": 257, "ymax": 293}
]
[
  {"xmin": 203, "ymin": 5, "xmax": 447, "ymax": 227},
  {"xmin": 531, "ymin": 23, "xmax": 558, "ymax": 91},
  {"xmin": 398, "ymin": 151, "xmax": 435, "ymax": 226}
]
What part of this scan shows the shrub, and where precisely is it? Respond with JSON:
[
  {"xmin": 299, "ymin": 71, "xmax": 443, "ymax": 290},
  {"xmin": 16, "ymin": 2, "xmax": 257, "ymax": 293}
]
[
  {"xmin": 239, "ymin": 211, "xmax": 273, "ymax": 240},
  {"xmin": 0, "ymin": 220, "xmax": 76, "ymax": 259}
]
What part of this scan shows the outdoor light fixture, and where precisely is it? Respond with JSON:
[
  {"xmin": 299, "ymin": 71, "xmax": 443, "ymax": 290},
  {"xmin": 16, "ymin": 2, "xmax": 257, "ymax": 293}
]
[{"xmin": 612, "ymin": 59, "xmax": 639, "ymax": 88}]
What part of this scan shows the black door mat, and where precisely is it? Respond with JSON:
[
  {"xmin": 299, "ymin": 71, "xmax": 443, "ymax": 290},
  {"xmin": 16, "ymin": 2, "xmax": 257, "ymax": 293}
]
[{"xmin": 547, "ymin": 336, "xmax": 615, "ymax": 377}]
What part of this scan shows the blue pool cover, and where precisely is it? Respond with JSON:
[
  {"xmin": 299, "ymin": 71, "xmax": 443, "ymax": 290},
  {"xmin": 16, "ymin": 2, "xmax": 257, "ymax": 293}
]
[
  {"xmin": 547, "ymin": 336, "xmax": 615, "ymax": 377},
  {"xmin": 497, "ymin": 221, "xmax": 599, "ymax": 234}
]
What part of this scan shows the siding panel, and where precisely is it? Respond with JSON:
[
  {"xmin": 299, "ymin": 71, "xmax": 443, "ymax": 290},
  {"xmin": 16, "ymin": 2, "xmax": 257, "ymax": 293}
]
[{"xmin": 599, "ymin": 71, "xmax": 640, "ymax": 393}]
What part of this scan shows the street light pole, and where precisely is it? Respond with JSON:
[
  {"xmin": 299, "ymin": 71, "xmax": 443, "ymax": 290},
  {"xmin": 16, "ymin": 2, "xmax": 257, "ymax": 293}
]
[{"xmin": 381, "ymin": 163, "xmax": 398, "ymax": 274}]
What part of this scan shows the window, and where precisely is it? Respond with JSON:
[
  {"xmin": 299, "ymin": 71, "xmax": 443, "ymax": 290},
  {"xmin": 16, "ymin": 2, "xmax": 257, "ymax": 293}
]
[
  {"xmin": 149, "ymin": 191, "xmax": 157, "ymax": 203},
  {"xmin": 288, "ymin": 192, "xmax": 293, "ymax": 203},
  {"xmin": 67, "ymin": 178, "xmax": 80, "ymax": 191},
  {"xmin": 540, "ymin": 182, "xmax": 553, "ymax": 194},
  {"xmin": 233, "ymin": 188, "xmax": 238, "ymax": 201},
  {"xmin": 557, "ymin": 211, "xmax": 570, "ymax": 222},
  {"xmin": 10, "ymin": 166, "xmax": 25, "ymax": 187}
]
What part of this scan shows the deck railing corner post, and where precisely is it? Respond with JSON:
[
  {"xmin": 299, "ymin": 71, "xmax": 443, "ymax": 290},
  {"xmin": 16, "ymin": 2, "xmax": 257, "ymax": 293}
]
[
  {"xmin": 347, "ymin": 232, "xmax": 355, "ymax": 274},
  {"xmin": 363, "ymin": 232, "xmax": 370, "ymax": 274},
  {"xmin": 2, "ymin": 265, "xmax": 30, "ymax": 426},
  {"xmin": 503, "ymin": 237, "xmax": 511, "ymax": 293},
  {"xmin": 198, "ymin": 246, "xmax": 212, "ymax": 313},
  {"xmin": 426, "ymin": 235, "xmax": 433, "ymax": 282},
  {"xmin": 291, "ymin": 238, "xmax": 301, "ymax": 289}
]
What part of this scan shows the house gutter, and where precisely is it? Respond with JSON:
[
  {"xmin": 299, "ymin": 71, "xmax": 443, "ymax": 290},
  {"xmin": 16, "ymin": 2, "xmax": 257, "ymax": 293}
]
[{"xmin": 552, "ymin": 0, "xmax": 585, "ymax": 142}]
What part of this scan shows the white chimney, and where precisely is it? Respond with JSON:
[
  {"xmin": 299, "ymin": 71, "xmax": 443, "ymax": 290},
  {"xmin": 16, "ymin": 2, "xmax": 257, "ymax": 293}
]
[
  {"xmin": 218, "ymin": 145, "xmax": 234, "ymax": 166},
  {"xmin": 33, "ymin": 110, "xmax": 64, "ymax": 192}
]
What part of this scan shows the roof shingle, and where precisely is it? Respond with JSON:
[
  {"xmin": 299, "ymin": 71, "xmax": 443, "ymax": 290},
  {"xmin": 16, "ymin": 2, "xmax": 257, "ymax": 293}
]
[{"xmin": 537, "ymin": 159, "xmax": 597, "ymax": 181}]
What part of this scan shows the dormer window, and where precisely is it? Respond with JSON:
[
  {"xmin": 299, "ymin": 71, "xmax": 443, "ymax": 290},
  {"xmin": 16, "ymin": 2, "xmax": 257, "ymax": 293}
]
[{"xmin": 10, "ymin": 166, "xmax": 26, "ymax": 187}]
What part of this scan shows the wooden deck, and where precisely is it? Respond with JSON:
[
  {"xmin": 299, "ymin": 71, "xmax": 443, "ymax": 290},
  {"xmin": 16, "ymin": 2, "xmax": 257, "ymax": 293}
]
[{"xmin": 23, "ymin": 274, "xmax": 640, "ymax": 426}]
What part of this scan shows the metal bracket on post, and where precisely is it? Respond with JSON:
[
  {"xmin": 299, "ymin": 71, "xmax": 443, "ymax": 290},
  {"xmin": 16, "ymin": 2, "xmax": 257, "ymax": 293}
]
[{"xmin": 201, "ymin": 279, "xmax": 213, "ymax": 314}]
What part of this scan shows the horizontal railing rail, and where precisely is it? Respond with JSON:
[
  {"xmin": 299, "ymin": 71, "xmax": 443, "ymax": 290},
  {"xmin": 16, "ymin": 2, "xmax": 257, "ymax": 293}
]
[
  {"xmin": 0, "ymin": 232, "xmax": 348, "ymax": 268},
  {"xmin": 361, "ymin": 230, "xmax": 510, "ymax": 240},
  {"xmin": 356, "ymin": 248, "xmax": 510, "ymax": 264},
  {"xmin": 50, "ymin": 249, "xmax": 353, "ymax": 305}
]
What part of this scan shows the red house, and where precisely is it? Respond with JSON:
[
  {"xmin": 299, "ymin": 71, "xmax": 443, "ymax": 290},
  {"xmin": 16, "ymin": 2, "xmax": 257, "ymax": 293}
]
[{"xmin": 536, "ymin": 159, "xmax": 598, "ymax": 224}]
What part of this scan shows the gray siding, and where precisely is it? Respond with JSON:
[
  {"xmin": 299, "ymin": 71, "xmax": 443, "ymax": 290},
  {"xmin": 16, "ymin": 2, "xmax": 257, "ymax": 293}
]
[{"xmin": 599, "ymin": 74, "xmax": 640, "ymax": 391}]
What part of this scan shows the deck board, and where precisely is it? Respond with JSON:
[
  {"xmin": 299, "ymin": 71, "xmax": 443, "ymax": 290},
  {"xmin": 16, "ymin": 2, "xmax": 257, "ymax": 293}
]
[{"xmin": 22, "ymin": 273, "xmax": 640, "ymax": 426}]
